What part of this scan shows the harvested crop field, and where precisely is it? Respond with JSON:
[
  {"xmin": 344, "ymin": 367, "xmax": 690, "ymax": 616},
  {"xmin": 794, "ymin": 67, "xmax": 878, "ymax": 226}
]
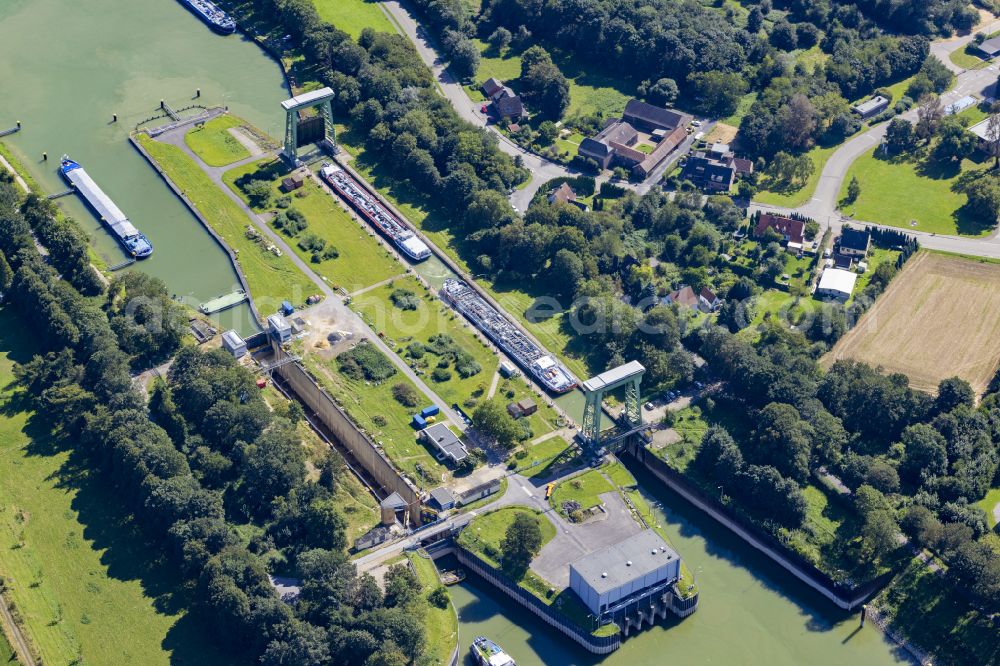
[{"xmin": 825, "ymin": 251, "xmax": 1000, "ymax": 396}]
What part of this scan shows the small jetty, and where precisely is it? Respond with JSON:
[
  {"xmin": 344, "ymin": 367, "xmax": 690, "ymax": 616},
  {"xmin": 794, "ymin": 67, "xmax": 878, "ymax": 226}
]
[
  {"xmin": 0, "ymin": 125, "xmax": 21, "ymax": 138},
  {"xmin": 46, "ymin": 187, "xmax": 75, "ymax": 200},
  {"xmin": 199, "ymin": 289, "xmax": 248, "ymax": 314}
]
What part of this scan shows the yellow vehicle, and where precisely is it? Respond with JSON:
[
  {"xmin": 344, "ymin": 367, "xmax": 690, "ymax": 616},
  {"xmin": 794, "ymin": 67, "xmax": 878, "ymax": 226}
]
[{"xmin": 545, "ymin": 482, "xmax": 556, "ymax": 499}]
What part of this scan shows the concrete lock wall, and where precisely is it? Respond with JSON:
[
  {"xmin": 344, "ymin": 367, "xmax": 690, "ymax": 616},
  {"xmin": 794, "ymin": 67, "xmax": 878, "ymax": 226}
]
[{"xmin": 274, "ymin": 358, "xmax": 421, "ymax": 521}]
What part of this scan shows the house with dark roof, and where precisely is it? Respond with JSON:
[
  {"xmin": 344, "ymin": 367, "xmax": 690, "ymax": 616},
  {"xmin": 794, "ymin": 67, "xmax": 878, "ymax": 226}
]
[
  {"xmin": 978, "ymin": 35, "xmax": 1000, "ymax": 58},
  {"xmin": 481, "ymin": 78, "xmax": 526, "ymax": 119},
  {"xmin": 578, "ymin": 99, "xmax": 693, "ymax": 179},
  {"xmin": 754, "ymin": 213, "xmax": 806, "ymax": 250},
  {"xmin": 838, "ymin": 226, "xmax": 871, "ymax": 258},
  {"xmin": 665, "ymin": 286, "xmax": 699, "ymax": 310},
  {"xmin": 683, "ymin": 153, "xmax": 736, "ymax": 192},
  {"xmin": 419, "ymin": 423, "xmax": 468, "ymax": 465}
]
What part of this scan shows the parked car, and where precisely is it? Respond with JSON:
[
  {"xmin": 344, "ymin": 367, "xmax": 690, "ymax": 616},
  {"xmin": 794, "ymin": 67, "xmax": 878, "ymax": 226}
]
[
  {"xmin": 480, "ymin": 104, "xmax": 488, "ymax": 113},
  {"xmin": 691, "ymin": 120, "xmax": 703, "ymax": 127},
  {"xmin": 644, "ymin": 402, "xmax": 654, "ymax": 410},
  {"xmin": 694, "ymin": 381, "xmax": 704, "ymax": 390}
]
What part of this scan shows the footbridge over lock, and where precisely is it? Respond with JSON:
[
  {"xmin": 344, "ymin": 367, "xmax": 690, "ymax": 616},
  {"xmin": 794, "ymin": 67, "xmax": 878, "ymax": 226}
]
[{"xmin": 581, "ymin": 361, "xmax": 648, "ymax": 449}]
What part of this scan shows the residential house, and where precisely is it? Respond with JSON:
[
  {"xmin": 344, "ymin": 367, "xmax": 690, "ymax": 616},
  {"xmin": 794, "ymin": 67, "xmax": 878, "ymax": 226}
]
[
  {"xmin": 547, "ymin": 182, "xmax": 590, "ymax": 211},
  {"xmin": 578, "ymin": 99, "xmax": 693, "ymax": 179},
  {"xmin": 838, "ymin": 226, "xmax": 871, "ymax": 258},
  {"xmin": 978, "ymin": 36, "xmax": 1000, "ymax": 58},
  {"xmin": 753, "ymin": 213, "xmax": 806, "ymax": 252},
  {"xmin": 852, "ymin": 96, "xmax": 890, "ymax": 120},
  {"xmin": 482, "ymin": 78, "xmax": 526, "ymax": 119},
  {"xmin": 665, "ymin": 285, "xmax": 721, "ymax": 313},
  {"xmin": 683, "ymin": 153, "xmax": 736, "ymax": 192}
]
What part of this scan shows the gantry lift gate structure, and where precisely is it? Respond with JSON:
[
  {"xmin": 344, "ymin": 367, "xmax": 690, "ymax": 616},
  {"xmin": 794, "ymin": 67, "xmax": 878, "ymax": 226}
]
[
  {"xmin": 581, "ymin": 360, "xmax": 646, "ymax": 448},
  {"xmin": 280, "ymin": 87, "xmax": 337, "ymax": 165}
]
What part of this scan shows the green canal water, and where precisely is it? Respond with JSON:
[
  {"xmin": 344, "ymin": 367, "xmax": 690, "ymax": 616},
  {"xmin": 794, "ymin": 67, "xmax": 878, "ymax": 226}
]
[
  {"xmin": 448, "ymin": 465, "xmax": 910, "ymax": 666},
  {"xmin": 0, "ymin": 0, "xmax": 289, "ymax": 333}
]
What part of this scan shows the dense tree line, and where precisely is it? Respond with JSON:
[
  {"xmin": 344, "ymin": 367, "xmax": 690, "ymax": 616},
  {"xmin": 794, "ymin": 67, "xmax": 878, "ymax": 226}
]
[
  {"xmin": 234, "ymin": 0, "xmax": 527, "ymax": 229},
  {"xmin": 695, "ymin": 320, "xmax": 1000, "ymax": 599},
  {"xmin": 0, "ymin": 173, "xmax": 435, "ymax": 665}
]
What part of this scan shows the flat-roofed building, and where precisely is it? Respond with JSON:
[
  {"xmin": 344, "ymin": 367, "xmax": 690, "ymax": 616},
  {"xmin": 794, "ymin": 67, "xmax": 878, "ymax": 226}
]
[
  {"xmin": 569, "ymin": 529, "xmax": 681, "ymax": 616},
  {"xmin": 852, "ymin": 95, "xmax": 890, "ymax": 120},
  {"xmin": 221, "ymin": 330, "xmax": 248, "ymax": 358},
  {"xmin": 978, "ymin": 35, "xmax": 1000, "ymax": 58},
  {"xmin": 817, "ymin": 268, "xmax": 858, "ymax": 301},
  {"xmin": 267, "ymin": 314, "xmax": 292, "ymax": 344},
  {"xmin": 419, "ymin": 422, "xmax": 469, "ymax": 464}
]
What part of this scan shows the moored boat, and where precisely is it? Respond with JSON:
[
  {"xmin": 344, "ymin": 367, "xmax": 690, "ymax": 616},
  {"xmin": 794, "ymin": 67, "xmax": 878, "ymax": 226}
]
[
  {"xmin": 177, "ymin": 0, "xmax": 236, "ymax": 34},
  {"xmin": 59, "ymin": 156, "xmax": 153, "ymax": 259},
  {"xmin": 471, "ymin": 636, "xmax": 515, "ymax": 666}
]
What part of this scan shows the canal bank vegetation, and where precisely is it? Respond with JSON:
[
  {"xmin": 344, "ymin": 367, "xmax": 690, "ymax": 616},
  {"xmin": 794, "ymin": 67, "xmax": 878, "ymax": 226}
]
[
  {"xmin": 184, "ymin": 115, "xmax": 252, "ymax": 167},
  {"xmin": 222, "ymin": 156, "xmax": 402, "ymax": 292},
  {"xmin": 296, "ymin": 339, "xmax": 452, "ymax": 489},
  {"xmin": 406, "ymin": 552, "xmax": 460, "ymax": 666},
  {"xmin": 136, "ymin": 133, "xmax": 316, "ymax": 311},
  {"xmin": 0, "ymin": 172, "xmax": 459, "ymax": 666},
  {"xmin": 669, "ymin": 322, "xmax": 1000, "ymax": 650},
  {"xmin": 352, "ymin": 275, "xmax": 501, "ymax": 411}
]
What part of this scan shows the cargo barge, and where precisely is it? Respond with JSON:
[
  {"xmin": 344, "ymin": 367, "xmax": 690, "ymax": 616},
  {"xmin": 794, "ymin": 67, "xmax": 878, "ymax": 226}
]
[
  {"xmin": 319, "ymin": 163, "xmax": 431, "ymax": 261},
  {"xmin": 177, "ymin": 0, "xmax": 236, "ymax": 34},
  {"xmin": 59, "ymin": 156, "xmax": 153, "ymax": 259},
  {"xmin": 441, "ymin": 279, "xmax": 577, "ymax": 394}
]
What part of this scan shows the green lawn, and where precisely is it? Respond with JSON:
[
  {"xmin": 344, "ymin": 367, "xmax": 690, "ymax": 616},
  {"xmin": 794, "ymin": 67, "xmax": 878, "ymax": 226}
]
[
  {"xmin": 352, "ymin": 275, "xmax": 500, "ymax": 409},
  {"xmin": 183, "ymin": 115, "xmax": 251, "ymax": 167},
  {"xmin": 516, "ymin": 435, "xmax": 572, "ymax": 473},
  {"xmin": 837, "ymin": 146, "xmax": 991, "ymax": 236},
  {"xmin": 876, "ymin": 557, "xmax": 1000, "ymax": 666},
  {"xmin": 456, "ymin": 507, "xmax": 556, "ymax": 564},
  {"xmin": 406, "ymin": 553, "xmax": 458, "ymax": 666},
  {"xmin": 222, "ymin": 159, "xmax": 402, "ymax": 293},
  {"xmin": 721, "ymin": 91, "xmax": 757, "ymax": 128},
  {"xmin": 754, "ymin": 144, "xmax": 838, "ymax": 208},
  {"xmin": 495, "ymin": 376, "xmax": 563, "ymax": 440},
  {"xmin": 137, "ymin": 134, "xmax": 316, "ymax": 312},
  {"xmin": 850, "ymin": 248, "xmax": 901, "ymax": 303},
  {"xmin": 949, "ymin": 44, "xmax": 992, "ymax": 70},
  {"xmin": 549, "ymin": 469, "xmax": 614, "ymax": 518},
  {"xmin": 0, "ymin": 633, "xmax": 13, "ymax": 664},
  {"xmin": 0, "ymin": 308, "xmax": 231, "ymax": 666},
  {"xmin": 602, "ymin": 461, "xmax": 637, "ymax": 488},
  {"xmin": 311, "ymin": 0, "xmax": 395, "ymax": 37},
  {"xmin": 298, "ymin": 345, "xmax": 450, "ymax": 490},
  {"xmin": 977, "ymin": 487, "xmax": 1000, "ymax": 528}
]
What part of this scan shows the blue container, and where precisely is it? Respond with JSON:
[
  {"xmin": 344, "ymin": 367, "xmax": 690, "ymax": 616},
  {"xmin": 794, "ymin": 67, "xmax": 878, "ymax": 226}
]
[
  {"xmin": 412, "ymin": 414, "xmax": 427, "ymax": 428},
  {"xmin": 420, "ymin": 405, "xmax": 440, "ymax": 418},
  {"xmin": 281, "ymin": 300, "xmax": 294, "ymax": 316}
]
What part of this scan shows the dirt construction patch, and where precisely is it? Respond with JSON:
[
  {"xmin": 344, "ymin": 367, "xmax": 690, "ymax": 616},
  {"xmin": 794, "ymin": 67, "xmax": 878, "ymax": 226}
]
[
  {"xmin": 705, "ymin": 122, "xmax": 738, "ymax": 145},
  {"xmin": 824, "ymin": 251, "xmax": 1000, "ymax": 396}
]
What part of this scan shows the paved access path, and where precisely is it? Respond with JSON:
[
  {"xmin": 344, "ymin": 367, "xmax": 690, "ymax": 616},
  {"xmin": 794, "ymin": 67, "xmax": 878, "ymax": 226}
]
[{"xmin": 151, "ymin": 127, "xmax": 468, "ymax": 430}]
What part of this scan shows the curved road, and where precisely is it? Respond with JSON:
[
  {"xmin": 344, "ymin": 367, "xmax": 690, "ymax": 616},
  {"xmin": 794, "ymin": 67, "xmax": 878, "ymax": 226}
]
[{"xmin": 381, "ymin": 1, "xmax": 1000, "ymax": 257}]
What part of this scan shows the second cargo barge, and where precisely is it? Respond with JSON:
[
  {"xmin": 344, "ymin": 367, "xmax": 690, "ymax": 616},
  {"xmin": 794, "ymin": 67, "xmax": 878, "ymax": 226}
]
[
  {"xmin": 441, "ymin": 278, "xmax": 577, "ymax": 394},
  {"xmin": 320, "ymin": 163, "xmax": 431, "ymax": 262}
]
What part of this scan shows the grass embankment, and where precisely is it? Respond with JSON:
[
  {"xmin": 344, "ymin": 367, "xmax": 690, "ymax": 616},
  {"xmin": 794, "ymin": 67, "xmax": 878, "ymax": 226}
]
[
  {"xmin": 0, "ymin": 308, "xmax": 232, "ymax": 666},
  {"xmin": 875, "ymin": 556, "xmax": 1000, "ymax": 666},
  {"xmin": 223, "ymin": 158, "xmax": 401, "ymax": 293},
  {"xmin": 311, "ymin": 0, "xmax": 395, "ymax": 37},
  {"xmin": 406, "ymin": 553, "xmax": 459, "ymax": 666},
  {"xmin": 516, "ymin": 435, "xmax": 571, "ymax": 474},
  {"xmin": 184, "ymin": 115, "xmax": 251, "ymax": 167},
  {"xmin": 136, "ymin": 134, "xmax": 315, "ymax": 312},
  {"xmin": 549, "ymin": 469, "xmax": 613, "ymax": 518},
  {"xmin": 352, "ymin": 276, "xmax": 500, "ymax": 408},
  {"xmin": 0, "ymin": 634, "xmax": 13, "ymax": 663},
  {"xmin": 261, "ymin": 385, "xmax": 380, "ymax": 543},
  {"xmin": 298, "ymin": 345, "xmax": 449, "ymax": 490},
  {"xmin": 622, "ymin": 488, "xmax": 698, "ymax": 599},
  {"xmin": 837, "ymin": 146, "xmax": 990, "ymax": 236}
]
